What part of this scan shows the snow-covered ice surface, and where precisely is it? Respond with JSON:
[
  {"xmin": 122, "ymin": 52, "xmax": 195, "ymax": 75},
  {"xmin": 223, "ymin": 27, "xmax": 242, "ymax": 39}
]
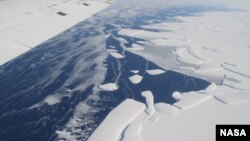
[
  {"xmin": 88, "ymin": 0, "xmax": 250, "ymax": 141},
  {"xmin": 146, "ymin": 69, "xmax": 165, "ymax": 75},
  {"xmin": 129, "ymin": 74, "xmax": 143, "ymax": 84},
  {"xmin": 154, "ymin": 103, "xmax": 178, "ymax": 116},
  {"xmin": 1, "ymin": 0, "xmax": 250, "ymax": 141},
  {"xmin": 108, "ymin": 51, "xmax": 125, "ymax": 59},
  {"xmin": 141, "ymin": 91, "xmax": 155, "ymax": 115},
  {"xmin": 173, "ymin": 91, "xmax": 212, "ymax": 110},
  {"xmin": 99, "ymin": 83, "xmax": 118, "ymax": 91},
  {"xmin": 127, "ymin": 44, "xmax": 144, "ymax": 51},
  {"xmin": 130, "ymin": 70, "xmax": 139, "ymax": 74},
  {"xmin": 88, "ymin": 99, "xmax": 145, "ymax": 141}
]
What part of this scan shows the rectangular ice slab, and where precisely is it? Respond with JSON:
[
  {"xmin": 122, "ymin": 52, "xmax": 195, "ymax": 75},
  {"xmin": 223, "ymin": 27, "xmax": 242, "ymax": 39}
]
[{"xmin": 87, "ymin": 99, "xmax": 145, "ymax": 141}]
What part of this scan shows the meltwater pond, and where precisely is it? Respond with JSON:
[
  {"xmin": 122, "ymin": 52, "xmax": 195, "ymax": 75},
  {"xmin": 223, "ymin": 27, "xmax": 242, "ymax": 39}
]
[{"xmin": 0, "ymin": 1, "xmax": 232, "ymax": 141}]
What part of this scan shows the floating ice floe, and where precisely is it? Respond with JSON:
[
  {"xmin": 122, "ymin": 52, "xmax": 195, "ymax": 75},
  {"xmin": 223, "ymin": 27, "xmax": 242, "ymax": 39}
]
[
  {"xmin": 108, "ymin": 52, "xmax": 124, "ymax": 59},
  {"xmin": 109, "ymin": 45, "xmax": 116, "ymax": 49},
  {"xmin": 129, "ymin": 74, "xmax": 143, "ymax": 84},
  {"xmin": 105, "ymin": 34, "xmax": 110, "ymax": 38},
  {"xmin": 130, "ymin": 70, "xmax": 139, "ymax": 74},
  {"xmin": 66, "ymin": 89, "xmax": 73, "ymax": 93},
  {"xmin": 141, "ymin": 91, "xmax": 155, "ymax": 115},
  {"xmin": 87, "ymin": 99, "xmax": 145, "ymax": 141},
  {"xmin": 44, "ymin": 94, "xmax": 63, "ymax": 105},
  {"xmin": 98, "ymin": 83, "xmax": 118, "ymax": 91},
  {"xmin": 146, "ymin": 69, "xmax": 165, "ymax": 75},
  {"xmin": 172, "ymin": 91, "xmax": 182, "ymax": 101}
]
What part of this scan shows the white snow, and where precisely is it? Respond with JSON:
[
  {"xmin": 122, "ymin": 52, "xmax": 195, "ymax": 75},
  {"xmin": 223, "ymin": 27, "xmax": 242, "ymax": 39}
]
[
  {"xmin": 105, "ymin": 34, "xmax": 111, "ymax": 38},
  {"xmin": 130, "ymin": 70, "xmax": 139, "ymax": 74},
  {"xmin": 176, "ymin": 47, "xmax": 204, "ymax": 66},
  {"xmin": 106, "ymin": 49, "xmax": 118, "ymax": 52},
  {"xmin": 109, "ymin": 45, "xmax": 116, "ymax": 49},
  {"xmin": 98, "ymin": 83, "xmax": 118, "ymax": 91},
  {"xmin": 215, "ymin": 90, "xmax": 250, "ymax": 104},
  {"xmin": 90, "ymin": 89, "xmax": 250, "ymax": 141},
  {"xmin": 118, "ymin": 10, "xmax": 250, "ymax": 85},
  {"xmin": 172, "ymin": 91, "xmax": 182, "ymax": 101},
  {"xmin": 137, "ymin": 96, "xmax": 250, "ymax": 141},
  {"xmin": 0, "ymin": 0, "xmax": 113, "ymax": 65},
  {"xmin": 154, "ymin": 103, "xmax": 178, "ymax": 116},
  {"xmin": 30, "ymin": 93, "xmax": 71, "ymax": 108},
  {"xmin": 108, "ymin": 52, "xmax": 125, "ymax": 59},
  {"xmin": 129, "ymin": 74, "xmax": 143, "ymax": 84},
  {"xmin": 173, "ymin": 92, "xmax": 212, "ymax": 110},
  {"xmin": 43, "ymin": 94, "xmax": 64, "ymax": 105},
  {"xmin": 56, "ymin": 130, "xmax": 77, "ymax": 141},
  {"xmin": 121, "ymin": 122, "xmax": 143, "ymax": 141},
  {"xmin": 222, "ymin": 64, "xmax": 250, "ymax": 78},
  {"xmin": 127, "ymin": 44, "xmax": 144, "ymax": 51},
  {"xmin": 141, "ymin": 91, "xmax": 155, "ymax": 115},
  {"xmin": 87, "ymin": 99, "xmax": 145, "ymax": 141},
  {"xmin": 89, "ymin": 1, "xmax": 250, "ymax": 141},
  {"xmin": 222, "ymin": 79, "xmax": 244, "ymax": 91},
  {"xmin": 91, "ymin": 88, "xmax": 250, "ymax": 141},
  {"xmin": 146, "ymin": 69, "xmax": 165, "ymax": 75}
]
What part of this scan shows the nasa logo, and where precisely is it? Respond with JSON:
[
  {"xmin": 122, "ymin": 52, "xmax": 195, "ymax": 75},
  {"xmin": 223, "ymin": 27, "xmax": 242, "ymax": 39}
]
[
  {"xmin": 220, "ymin": 129, "xmax": 246, "ymax": 136},
  {"xmin": 216, "ymin": 125, "xmax": 250, "ymax": 141}
]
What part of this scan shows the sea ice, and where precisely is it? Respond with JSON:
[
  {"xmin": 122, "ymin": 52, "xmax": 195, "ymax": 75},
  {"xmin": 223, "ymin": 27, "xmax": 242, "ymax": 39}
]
[
  {"xmin": 129, "ymin": 74, "xmax": 143, "ymax": 84},
  {"xmin": 121, "ymin": 122, "xmax": 142, "ymax": 141},
  {"xmin": 106, "ymin": 49, "xmax": 117, "ymax": 52},
  {"xmin": 146, "ymin": 69, "xmax": 165, "ymax": 75},
  {"xmin": 98, "ymin": 83, "xmax": 118, "ymax": 91},
  {"xmin": 141, "ymin": 91, "xmax": 155, "ymax": 115},
  {"xmin": 130, "ymin": 70, "xmax": 139, "ymax": 74},
  {"xmin": 43, "ymin": 94, "xmax": 64, "ymax": 105},
  {"xmin": 56, "ymin": 130, "xmax": 76, "ymax": 141},
  {"xmin": 173, "ymin": 92, "xmax": 212, "ymax": 110},
  {"xmin": 109, "ymin": 45, "xmax": 116, "ymax": 49},
  {"xmin": 127, "ymin": 44, "xmax": 144, "ymax": 51},
  {"xmin": 155, "ymin": 103, "xmax": 178, "ymax": 116},
  {"xmin": 223, "ymin": 79, "xmax": 244, "ymax": 90},
  {"xmin": 172, "ymin": 91, "xmax": 182, "ymax": 101},
  {"xmin": 215, "ymin": 90, "xmax": 250, "ymax": 104},
  {"xmin": 108, "ymin": 52, "xmax": 125, "ymax": 59},
  {"xmin": 87, "ymin": 99, "xmax": 145, "ymax": 141}
]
